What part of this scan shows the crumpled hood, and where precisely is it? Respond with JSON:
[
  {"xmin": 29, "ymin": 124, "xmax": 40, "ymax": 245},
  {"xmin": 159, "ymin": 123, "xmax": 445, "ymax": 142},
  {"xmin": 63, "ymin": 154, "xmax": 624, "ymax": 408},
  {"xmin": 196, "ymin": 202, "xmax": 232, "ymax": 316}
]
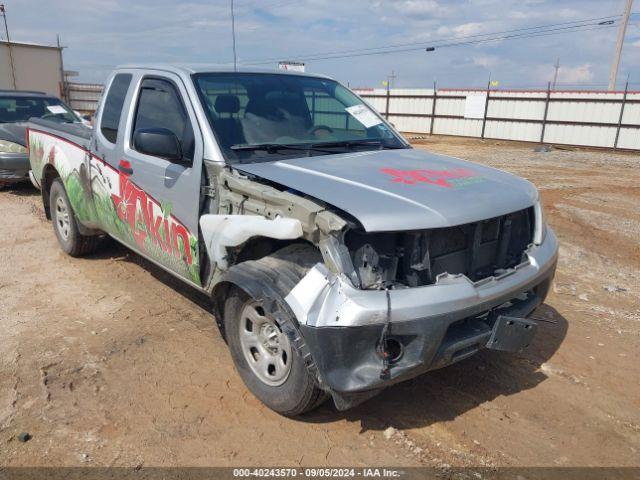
[
  {"xmin": 237, "ymin": 148, "xmax": 538, "ymax": 232},
  {"xmin": 0, "ymin": 123, "xmax": 27, "ymax": 146}
]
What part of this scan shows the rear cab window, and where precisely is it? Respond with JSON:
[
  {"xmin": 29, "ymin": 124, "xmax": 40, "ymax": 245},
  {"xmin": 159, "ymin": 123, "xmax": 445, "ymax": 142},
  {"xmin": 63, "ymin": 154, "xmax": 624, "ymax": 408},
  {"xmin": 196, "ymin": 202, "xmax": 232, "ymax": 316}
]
[{"xmin": 100, "ymin": 73, "xmax": 133, "ymax": 144}]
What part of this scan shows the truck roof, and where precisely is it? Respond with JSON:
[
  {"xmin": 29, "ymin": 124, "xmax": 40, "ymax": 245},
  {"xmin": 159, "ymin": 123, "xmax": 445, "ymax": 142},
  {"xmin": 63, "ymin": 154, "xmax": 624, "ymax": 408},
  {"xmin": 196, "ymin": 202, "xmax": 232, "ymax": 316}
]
[{"xmin": 113, "ymin": 64, "xmax": 332, "ymax": 80}]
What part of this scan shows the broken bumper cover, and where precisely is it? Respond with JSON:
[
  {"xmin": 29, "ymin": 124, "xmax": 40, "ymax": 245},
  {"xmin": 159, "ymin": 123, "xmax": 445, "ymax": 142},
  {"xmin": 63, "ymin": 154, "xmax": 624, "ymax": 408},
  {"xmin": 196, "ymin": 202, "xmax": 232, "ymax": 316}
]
[
  {"xmin": 288, "ymin": 229, "xmax": 558, "ymax": 405},
  {"xmin": 0, "ymin": 152, "xmax": 30, "ymax": 183}
]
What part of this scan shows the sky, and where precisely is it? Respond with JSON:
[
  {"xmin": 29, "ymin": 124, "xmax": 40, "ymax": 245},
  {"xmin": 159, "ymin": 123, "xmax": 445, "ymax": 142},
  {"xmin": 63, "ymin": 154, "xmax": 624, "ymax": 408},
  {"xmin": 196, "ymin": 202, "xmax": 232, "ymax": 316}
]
[{"xmin": 2, "ymin": 0, "xmax": 640, "ymax": 89}]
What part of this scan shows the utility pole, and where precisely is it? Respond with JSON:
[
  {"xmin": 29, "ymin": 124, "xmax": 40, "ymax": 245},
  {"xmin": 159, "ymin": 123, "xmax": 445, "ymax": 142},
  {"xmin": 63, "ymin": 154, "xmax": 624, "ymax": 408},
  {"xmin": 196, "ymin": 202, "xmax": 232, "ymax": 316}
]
[
  {"xmin": 230, "ymin": 0, "xmax": 237, "ymax": 71},
  {"xmin": 0, "ymin": 4, "xmax": 17, "ymax": 89},
  {"xmin": 56, "ymin": 35, "xmax": 68, "ymax": 102},
  {"xmin": 387, "ymin": 70, "xmax": 397, "ymax": 89},
  {"xmin": 552, "ymin": 58, "xmax": 560, "ymax": 90},
  {"xmin": 608, "ymin": 0, "xmax": 633, "ymax": 91}
]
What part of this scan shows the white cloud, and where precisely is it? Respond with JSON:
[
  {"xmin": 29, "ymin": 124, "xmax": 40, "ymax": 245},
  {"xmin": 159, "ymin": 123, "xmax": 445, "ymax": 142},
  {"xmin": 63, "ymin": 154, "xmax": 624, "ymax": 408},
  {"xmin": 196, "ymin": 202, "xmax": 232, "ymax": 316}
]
[
  {"xmin": 557, "ymin": 64, "xmax": 594, "ymax": 83},
  {"xmin": 531, "ymin": 63, "xmax": 594, "ymax": 84},
  {"xmin": 473, "ymin": 55, "xmax": 500, "ymax": 68},
  {"xmin": 453, "ymin": 22, "xmax": 485, "ymax": 36},
  {"xmin": 5, "ymin": 0, "xmax": 639, "ymax": 88},
  {"xmin": 190, "ymin": 20, "xmax": 227, "ymax": 28},
  {"xmin": 399, "ymin": 0, "xmax": 441, "ymax": 14},
  {"xmin": 435, "ymin": 22, "xmax": 486, "ymax": 38}
]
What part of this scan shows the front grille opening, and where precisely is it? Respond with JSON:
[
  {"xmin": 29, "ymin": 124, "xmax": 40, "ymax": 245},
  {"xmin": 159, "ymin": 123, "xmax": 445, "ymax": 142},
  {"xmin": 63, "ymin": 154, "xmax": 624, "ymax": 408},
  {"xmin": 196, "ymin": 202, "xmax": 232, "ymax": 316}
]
[{"xmin": 346, "ymin": 207, "xmax": 534, "ymax": 289}]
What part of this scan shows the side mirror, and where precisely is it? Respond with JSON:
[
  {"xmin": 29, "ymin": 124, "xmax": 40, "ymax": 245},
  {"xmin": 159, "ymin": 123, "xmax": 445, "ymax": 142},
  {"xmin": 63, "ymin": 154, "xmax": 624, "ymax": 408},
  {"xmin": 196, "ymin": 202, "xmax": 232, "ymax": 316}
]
[{"xmin": 133, "ymin": 127, "xmax": 183, "ymax": 162}]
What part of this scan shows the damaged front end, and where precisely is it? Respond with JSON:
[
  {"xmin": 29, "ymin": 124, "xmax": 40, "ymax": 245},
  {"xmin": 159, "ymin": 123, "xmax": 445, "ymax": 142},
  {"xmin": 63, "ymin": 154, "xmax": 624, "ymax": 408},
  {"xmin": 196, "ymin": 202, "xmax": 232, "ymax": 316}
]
[
  {"xmin": 346, "ymin": 206, "xmax": 535, "ymax": 289},
  {"xmin": 200, "ymin": 164, "xmax": 558, "ymax": 411},
  {"xmin": 284, "ymin": 209, "xmax": 558, "ymax": 410}
]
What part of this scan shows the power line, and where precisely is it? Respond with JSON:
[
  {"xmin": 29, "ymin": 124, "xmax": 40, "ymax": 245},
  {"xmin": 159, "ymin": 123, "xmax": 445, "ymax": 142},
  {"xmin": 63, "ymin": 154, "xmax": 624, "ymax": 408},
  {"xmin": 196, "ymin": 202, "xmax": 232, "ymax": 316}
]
[
  {"xmin": 243, "ymin": 18, "xmax": 630, "ymax": 65},
  {"xmin": 244, "ymin": 14, "xmax": 626, "ymax": 64},
  {"xmin": 321, "ymin": 20, "xmax": 639, "ymax": 63},
  {"xmin": 426, "ymin": 23, "xmax": 635, "ymax": 53}
]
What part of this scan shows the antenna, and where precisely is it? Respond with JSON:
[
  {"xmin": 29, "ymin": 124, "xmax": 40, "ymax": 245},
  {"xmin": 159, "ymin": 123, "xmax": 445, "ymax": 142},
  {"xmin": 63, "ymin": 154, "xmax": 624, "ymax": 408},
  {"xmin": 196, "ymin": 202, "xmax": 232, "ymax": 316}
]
[{"xmin": 230, "ymin": 0, "xmax": 237, "ymax": 71}]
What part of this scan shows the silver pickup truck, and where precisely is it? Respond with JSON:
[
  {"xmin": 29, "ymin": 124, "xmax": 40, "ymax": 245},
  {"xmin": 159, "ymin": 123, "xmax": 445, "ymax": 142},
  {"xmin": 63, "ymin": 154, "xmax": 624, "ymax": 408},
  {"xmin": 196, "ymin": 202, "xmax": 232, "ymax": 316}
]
[{"xmin": 27, "ymin": 65, "xmax": 558, "ymax": 415}]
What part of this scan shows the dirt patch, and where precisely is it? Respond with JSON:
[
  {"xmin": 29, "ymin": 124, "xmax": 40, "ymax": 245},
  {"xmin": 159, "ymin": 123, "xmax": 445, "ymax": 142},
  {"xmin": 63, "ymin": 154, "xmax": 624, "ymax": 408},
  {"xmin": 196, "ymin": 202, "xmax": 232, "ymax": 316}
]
[{"xmin": 1, "ymin": 137, "xmax": 639, "ymax": 467}]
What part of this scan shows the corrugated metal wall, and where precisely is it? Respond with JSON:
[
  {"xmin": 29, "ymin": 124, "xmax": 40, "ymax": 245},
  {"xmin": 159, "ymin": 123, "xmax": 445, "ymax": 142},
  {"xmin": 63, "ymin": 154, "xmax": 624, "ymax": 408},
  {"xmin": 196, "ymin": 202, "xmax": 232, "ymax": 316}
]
[
  {"xmin": 66, "ymin": 82, "xmax": 104, "ymax": 115},
  {"xmin": 355, "ymin": 87, "xmax": 640, "ymax": 151},
  {"xmin": 59, "ymin": 82, "xmax": 639, "ymax": 151}
]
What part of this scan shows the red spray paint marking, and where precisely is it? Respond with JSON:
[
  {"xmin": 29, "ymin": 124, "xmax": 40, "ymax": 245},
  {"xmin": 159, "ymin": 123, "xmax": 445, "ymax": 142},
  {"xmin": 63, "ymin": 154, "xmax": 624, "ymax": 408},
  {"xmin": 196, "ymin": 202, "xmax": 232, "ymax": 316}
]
[
  {"xmin": 380, "ymin": 167, "xmax": 478, "ymax": 187},
  {"xmin": 47, "ymin": 146, "xmax": 57, "ymax": 164},
  {"xmin": 26, "ymin": 131, "xmax": 192, "ymax": 263},
  {"xmin": 111, "ymin": 166, "xmax": 192, "ymax": 264}
]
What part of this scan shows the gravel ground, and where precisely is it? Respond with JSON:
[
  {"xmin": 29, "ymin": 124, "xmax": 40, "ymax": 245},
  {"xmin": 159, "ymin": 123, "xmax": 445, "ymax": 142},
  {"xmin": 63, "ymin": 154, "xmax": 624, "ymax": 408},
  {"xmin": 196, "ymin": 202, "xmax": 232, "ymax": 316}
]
[{"xmin": 0, "ymin": 135, "xmax": 638, "ymax": 468}]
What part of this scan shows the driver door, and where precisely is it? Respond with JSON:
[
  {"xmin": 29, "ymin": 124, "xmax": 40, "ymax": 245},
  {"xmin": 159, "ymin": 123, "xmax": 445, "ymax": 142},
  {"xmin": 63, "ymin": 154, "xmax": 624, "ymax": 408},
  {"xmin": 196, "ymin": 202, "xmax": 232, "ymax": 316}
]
[{"xmin": 117, "ymin": 74, "xmax": 204, "ymax": 286}]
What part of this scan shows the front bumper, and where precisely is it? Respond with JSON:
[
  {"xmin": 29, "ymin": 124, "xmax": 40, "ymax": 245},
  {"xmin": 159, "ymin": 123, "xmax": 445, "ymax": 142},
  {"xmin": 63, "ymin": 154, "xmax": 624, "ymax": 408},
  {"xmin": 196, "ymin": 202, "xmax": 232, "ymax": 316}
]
[
  {"xmin": 0, "ymin": 152, "xmax": 30, "ymax": 183},
  {"xmin": 288, "ymin": 228, "xmax": 559, "ymax": 407}
]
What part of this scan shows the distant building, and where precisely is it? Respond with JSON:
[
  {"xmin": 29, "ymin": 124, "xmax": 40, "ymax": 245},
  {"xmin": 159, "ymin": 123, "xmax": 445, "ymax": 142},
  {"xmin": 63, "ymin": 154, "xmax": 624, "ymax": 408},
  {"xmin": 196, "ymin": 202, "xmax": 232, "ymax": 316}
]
[{"xmin": 0, "ymin": 40, "xmax": 66, "ymax": 99}]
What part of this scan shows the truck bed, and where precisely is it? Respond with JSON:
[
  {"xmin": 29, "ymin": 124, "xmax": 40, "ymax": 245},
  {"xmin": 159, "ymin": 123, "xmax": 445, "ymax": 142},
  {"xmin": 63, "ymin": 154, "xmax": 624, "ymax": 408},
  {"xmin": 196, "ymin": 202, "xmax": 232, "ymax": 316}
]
[{"xmin": 28, "ymin": 118, "xmax": 92, "ymax": 150}]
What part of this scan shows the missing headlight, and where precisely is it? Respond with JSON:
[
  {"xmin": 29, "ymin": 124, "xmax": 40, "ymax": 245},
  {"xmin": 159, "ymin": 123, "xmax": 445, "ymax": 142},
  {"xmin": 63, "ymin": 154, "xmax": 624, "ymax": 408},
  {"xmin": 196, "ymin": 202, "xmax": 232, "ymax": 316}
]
[{"xmin": 346, "ymin": 207, "xmax": 535, "ymax": 289}]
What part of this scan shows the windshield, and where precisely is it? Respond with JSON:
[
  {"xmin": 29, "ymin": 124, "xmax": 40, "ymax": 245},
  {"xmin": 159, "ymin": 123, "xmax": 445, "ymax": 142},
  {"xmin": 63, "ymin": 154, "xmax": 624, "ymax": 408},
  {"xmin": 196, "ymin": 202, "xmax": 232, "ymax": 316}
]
[
  {"xmin": 0, "ymin": 96, "xmax": 79, "ymax": 124},
  {"xmin": 193, "ymin": 73, "xmax": 408, "ymax": 163}
]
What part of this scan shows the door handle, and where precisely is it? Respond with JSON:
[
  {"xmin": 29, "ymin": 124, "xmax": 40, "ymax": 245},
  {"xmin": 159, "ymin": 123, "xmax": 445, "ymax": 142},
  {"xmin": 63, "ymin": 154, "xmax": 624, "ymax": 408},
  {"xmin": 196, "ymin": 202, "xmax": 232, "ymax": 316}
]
[{"xmin": 118, "ymin": 159, "xmax": 134, "ymax": 175}]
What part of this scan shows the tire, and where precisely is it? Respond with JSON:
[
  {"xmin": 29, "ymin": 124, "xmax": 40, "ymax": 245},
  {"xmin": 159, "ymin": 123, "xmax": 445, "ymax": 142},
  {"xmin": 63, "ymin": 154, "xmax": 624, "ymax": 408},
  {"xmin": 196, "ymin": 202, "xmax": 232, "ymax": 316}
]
[
  {"xmin": 223, "ymin": 245, "xmax": 327, "ymax": 416},
  {"xmin": 49, "ymin": 178, "xmax": 101, "ymax": 257}
]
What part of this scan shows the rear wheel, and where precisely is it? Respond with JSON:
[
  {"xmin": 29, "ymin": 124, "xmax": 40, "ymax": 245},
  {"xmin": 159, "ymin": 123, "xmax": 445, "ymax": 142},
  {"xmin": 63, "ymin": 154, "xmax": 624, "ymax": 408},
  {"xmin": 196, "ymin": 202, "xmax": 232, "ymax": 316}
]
[{"xmin": 50, "ymin": 178, "xmax": 101, "ymax": 257}]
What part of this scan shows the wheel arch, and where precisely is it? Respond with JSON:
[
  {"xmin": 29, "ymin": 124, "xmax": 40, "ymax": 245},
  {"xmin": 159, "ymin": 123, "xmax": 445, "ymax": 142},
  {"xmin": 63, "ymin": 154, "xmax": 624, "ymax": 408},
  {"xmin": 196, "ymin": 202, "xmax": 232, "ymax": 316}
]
[
  {"xmin": 41, "ymin": 163, "xmax": 61, "ymax": 220},
  {"xmin": 211, "ymin": 242, "xmax": 322, "ymax": 338}
]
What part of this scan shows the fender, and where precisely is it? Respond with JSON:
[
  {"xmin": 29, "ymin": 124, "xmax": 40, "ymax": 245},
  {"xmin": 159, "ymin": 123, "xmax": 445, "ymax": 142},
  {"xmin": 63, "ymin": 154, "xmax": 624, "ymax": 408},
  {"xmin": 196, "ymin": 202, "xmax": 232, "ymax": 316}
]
[{"xmin": 199, "ymin": 214, "xmax": 304, "ymax": 270}]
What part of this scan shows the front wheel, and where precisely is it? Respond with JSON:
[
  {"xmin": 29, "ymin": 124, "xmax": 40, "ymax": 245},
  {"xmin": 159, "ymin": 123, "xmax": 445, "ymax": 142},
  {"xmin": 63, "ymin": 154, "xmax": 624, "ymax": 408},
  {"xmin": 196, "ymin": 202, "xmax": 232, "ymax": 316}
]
[
  {"xmin": 49, "ymin": 178, "xmax": 101, "ymax": 257},
  {"xmin": 222, "ymin": 246, "xmax": 327, "ymax": 416}
]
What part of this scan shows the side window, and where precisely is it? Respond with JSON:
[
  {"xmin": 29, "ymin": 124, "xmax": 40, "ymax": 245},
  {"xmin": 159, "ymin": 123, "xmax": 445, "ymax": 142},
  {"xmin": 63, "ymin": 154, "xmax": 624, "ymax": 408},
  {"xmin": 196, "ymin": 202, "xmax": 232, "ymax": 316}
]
[
  {"xmin": 132, "ymin": 78, "xmax": 195, "ymax": 161},
  {"xmin": 100, "ymin": 73, "xmax": 132, "ymax": 144}
]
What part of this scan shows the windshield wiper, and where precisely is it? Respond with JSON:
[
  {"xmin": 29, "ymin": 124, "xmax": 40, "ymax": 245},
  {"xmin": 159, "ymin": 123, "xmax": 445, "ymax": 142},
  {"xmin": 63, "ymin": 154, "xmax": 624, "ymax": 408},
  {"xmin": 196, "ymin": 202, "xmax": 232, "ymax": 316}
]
[
  {"xmin": 231, "ymin": 143, "xmax": 308, "ymax": 153},
  {"xmin": 230, "ymin": 140, "xmax": 406, "ymax": 157},
  {"xmin": 230, "ymin": 143, "xmax": 335, "ymax": 154},
  {"xmin": 311, "ymin": 139, "xmax": 406, "ymax": 150}
]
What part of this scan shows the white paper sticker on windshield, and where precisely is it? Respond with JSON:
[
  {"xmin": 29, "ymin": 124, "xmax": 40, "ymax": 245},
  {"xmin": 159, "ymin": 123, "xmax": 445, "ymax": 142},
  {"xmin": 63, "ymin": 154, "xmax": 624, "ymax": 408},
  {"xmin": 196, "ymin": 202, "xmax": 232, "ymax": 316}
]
[
  {"xmin": 345, "ymin": 105, "xmax": 382, "ymax": 128},
  {"xmin": 46, "ymin": 105, "xmax": 67, "ymax": 115}
]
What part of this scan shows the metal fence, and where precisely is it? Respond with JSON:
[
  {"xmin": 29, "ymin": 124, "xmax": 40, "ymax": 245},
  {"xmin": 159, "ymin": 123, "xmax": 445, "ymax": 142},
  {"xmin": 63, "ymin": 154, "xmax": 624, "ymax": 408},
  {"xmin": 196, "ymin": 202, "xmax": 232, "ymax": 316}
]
[
  {"xmin": 61, "ymin": 80, "xmax": 640, "ymax": 151},
  {"xmin": 66, "ymin": 82, "xmax": 104, "ymax": 116},
  {"xmin": 354, "ymin": 84, "xmax": 640, "ymax": 151}
]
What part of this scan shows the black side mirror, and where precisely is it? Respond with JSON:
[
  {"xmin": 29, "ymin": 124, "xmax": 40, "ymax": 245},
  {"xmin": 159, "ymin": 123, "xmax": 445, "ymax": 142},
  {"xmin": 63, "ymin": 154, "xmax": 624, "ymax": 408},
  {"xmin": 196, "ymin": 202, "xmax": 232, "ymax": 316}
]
[{"xmin": 133, "ymin": 127, "xmax": 183, "ymax": 162}]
